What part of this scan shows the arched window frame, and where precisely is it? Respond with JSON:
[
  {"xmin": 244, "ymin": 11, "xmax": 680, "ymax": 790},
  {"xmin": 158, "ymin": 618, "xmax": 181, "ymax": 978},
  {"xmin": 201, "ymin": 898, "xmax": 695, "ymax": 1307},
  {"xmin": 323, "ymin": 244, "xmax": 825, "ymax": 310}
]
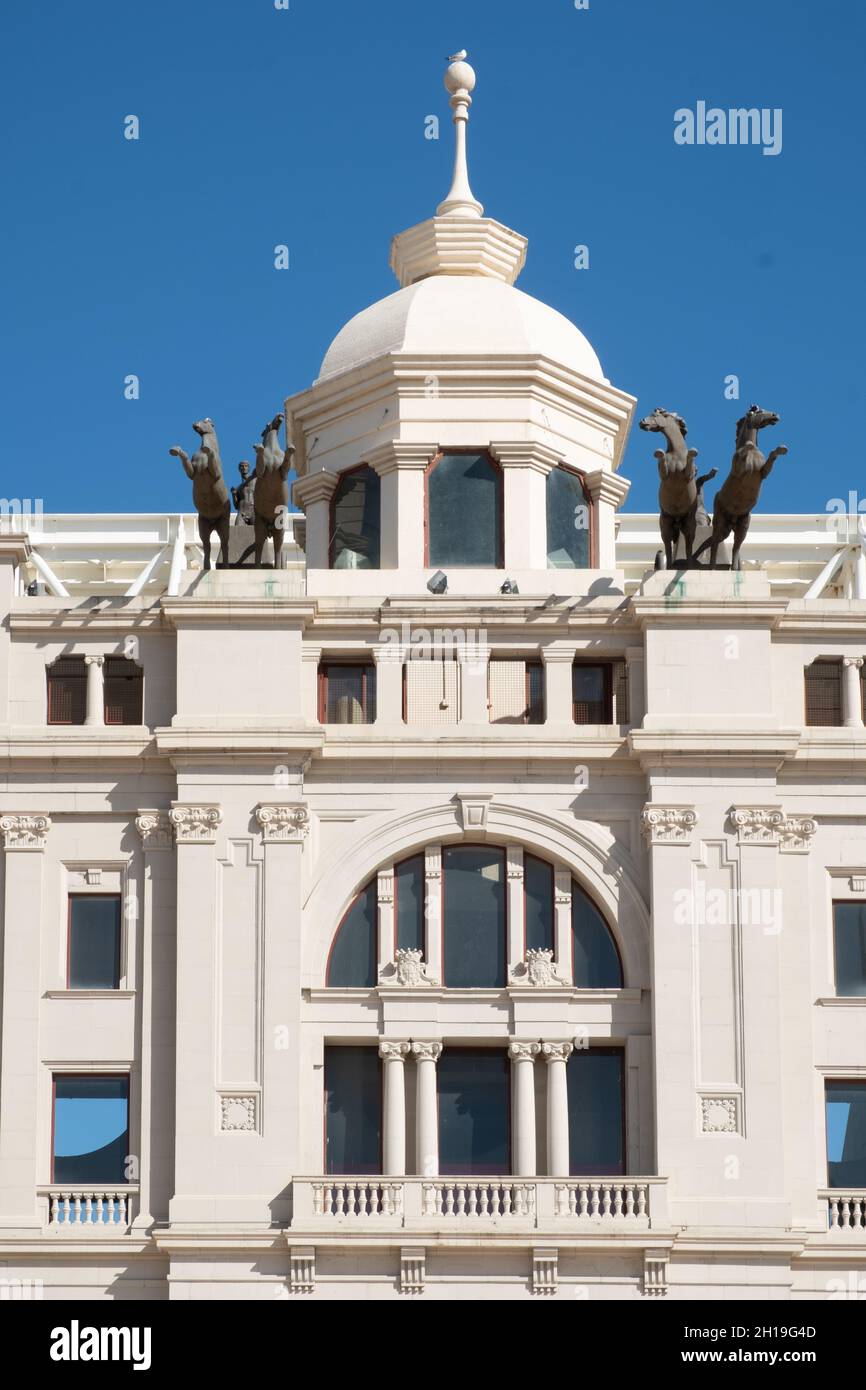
[
  {"xmin": 424, "ymin": 448, "xmax": 504, "ymax": 569},
  {"xmin": 328, "ymin": 462, "xmax": 382, "ymax": 571},
  {"xmin": 570, "ymin": 875, "xmax": 624, "ymax": 989},
  {"xmin": 545, "ymin": 462, "xmax": 596, "ymax": 569}
]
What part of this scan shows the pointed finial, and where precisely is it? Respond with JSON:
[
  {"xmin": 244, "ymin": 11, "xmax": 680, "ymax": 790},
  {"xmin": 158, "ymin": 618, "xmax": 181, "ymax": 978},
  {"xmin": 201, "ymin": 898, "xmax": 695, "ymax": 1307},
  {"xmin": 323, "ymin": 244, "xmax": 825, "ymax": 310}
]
[{"xmin": 437, "ymin": 50, "xmax": 484, "ymax": 219}]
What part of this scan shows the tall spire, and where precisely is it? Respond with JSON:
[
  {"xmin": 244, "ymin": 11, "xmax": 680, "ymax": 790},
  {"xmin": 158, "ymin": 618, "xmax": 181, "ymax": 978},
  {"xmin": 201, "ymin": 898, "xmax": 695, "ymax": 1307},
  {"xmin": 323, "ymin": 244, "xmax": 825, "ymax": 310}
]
[{"xmin": 436, "ymin": 51, "xmax": 484, "ymax": 219}]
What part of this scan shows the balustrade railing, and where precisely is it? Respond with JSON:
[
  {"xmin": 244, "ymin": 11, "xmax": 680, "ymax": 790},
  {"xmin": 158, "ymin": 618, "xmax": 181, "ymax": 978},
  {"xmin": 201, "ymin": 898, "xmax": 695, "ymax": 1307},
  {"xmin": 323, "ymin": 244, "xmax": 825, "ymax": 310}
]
[
  {"xmin": 823, "ymin": 1190, "xmax": 866, "ymax": 1231},
  {"xmin": 40, "ymin": 1186, "xmax": 138, "ymax": 1231}
]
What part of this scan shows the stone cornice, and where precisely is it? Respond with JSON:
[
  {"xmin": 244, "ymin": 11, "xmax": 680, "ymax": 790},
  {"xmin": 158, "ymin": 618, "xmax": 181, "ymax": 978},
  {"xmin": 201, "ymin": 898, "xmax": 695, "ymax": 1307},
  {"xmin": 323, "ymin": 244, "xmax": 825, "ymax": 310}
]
[
  {"xmin": 0, "ymin": 813, "xmax": 51, "ymax": 850},
  {"xmin": 488, "ymin": 440, "xmax": 563, "ymax": 474},
  {"xmin": 9, "ymin": 608, "xmax": 164, "ymax": 634},
  {"xmin": 291, "ymin": 471, "xmax": 340, "ymax": 509},
  {"xmin": 0, "ymin": 534, "xmax": 31, "ymax": 565},
  {"xmin": 156, "ymin": 727, "xmax": 323, "ymax": 760},
  {"xmin": 364, "ymin": 441, "xmax": 439, "ymax": 475},
  {"xmin": 160, "ymin": 599, "xmax": 315, "ymax": 628},
  {"xmin": 583, "ymin": 468, "xmax": 631, "ymax": 509},
  {"xmin": 630, "ymin": 729, "xmax": 801, "ymax": 769}
]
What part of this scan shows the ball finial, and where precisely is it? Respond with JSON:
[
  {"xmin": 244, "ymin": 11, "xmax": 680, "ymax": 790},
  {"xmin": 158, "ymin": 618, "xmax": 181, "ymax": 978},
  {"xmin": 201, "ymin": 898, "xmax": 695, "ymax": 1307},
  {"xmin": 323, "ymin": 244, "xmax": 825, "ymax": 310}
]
[{"xmin": 445, "ymin": 50, "xmax": 476, "ymax": 95}]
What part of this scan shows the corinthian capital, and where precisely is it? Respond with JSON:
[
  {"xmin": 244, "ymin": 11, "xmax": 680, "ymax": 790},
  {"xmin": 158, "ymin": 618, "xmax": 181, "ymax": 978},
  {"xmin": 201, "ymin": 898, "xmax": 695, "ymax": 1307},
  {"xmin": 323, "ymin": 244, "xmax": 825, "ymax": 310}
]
[
  {"xmin": 411, "ymin": 1041, "xmax": 443, "ymax": 1063},
  {"xmin": 255, "ymin": 803, "xmax": 310, "ymax": 843},
  {"xmin": 540, "ymin": 1040, "xmax": 573, "ymax": 1064},
  {"xmin": 169, "ymin": 804, "xmax": 222, "ymax": 843},
  {"xmin": 0, "ymin": 813, "xmax": 51, "ymax": 851}
]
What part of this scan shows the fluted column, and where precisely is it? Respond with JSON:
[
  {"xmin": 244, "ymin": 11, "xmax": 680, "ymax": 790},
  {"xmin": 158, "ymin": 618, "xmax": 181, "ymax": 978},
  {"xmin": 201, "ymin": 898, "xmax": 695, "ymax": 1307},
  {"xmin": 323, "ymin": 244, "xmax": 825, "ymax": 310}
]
[
  {"xmin": 843, "ymin": 657, "xmax": 864, "ymax": 728},
  {"xmin": 542, "ymin": 1040, "xmax": 573, "ymax": 1176},
  {"xmin": 412, "ymin": 1041, "xmax": 442, "ymax": 1176},
  {"xmin": 379, "ymin": 1040, "xmax": 410, "ymax": 1175},
  {"xmin": 84, "ymin": 654, "xmax": 104, "ymax": 726},
  {"xmin": 509, "ymin": 1041, "xmax": 539, "ymax": 1176}
]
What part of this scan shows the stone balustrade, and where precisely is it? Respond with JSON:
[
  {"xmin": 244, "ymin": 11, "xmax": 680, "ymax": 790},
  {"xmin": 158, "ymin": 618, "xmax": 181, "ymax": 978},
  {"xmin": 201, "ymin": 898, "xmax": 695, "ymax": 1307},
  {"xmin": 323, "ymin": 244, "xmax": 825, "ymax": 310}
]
[
  {"xmin": 823, "ymin": 1189, "xmax": 866, "ymax": 1231},
  {"xmin": 40, "ymin": 1185, "xmax": 138, "ymax": 1231}
]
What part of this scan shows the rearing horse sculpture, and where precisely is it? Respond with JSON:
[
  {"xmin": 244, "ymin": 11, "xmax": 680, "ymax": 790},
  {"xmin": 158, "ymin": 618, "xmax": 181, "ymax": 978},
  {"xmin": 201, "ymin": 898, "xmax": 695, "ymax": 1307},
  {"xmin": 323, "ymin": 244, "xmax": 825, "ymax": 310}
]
[
  {"xmin": 694, "ymin": 405, "xmax": 788, "ymax": 569},
  {"xmin": 639, "ymin": 407, "xmax": 702, "ymax": 569},
  {"xmin": 253, "ymin": 412, "xmax": 296, "ymax": 569},
  {"xmin": 169, "ymin": 418, "xmax": 231, "ymax": 570}
]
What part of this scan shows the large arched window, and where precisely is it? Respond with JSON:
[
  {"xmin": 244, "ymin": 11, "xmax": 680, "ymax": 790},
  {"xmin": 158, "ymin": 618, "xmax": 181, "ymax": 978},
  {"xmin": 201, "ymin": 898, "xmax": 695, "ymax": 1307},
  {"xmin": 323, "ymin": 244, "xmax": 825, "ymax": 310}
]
[
  {"xmin": 546, "ymin": 464, "xmax": 591, "ymax": 569},
  {"xmin": 326, "ymin": 846, "xmax": 623, "ymax": 990},
  {"xmin": 426, "ymin": 452, "xmax": 502, "ymax": 567},
  {"xmin": 330, "ymin": 464, "xmax": 381, "ymax": 570}
]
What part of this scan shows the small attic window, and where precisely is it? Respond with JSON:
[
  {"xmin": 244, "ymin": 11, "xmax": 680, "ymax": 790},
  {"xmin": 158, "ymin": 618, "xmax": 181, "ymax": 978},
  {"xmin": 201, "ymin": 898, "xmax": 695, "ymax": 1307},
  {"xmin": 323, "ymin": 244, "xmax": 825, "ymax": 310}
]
[{"xmin": 330, "ymin": 465, "xmax": 381, "ymax": 570}]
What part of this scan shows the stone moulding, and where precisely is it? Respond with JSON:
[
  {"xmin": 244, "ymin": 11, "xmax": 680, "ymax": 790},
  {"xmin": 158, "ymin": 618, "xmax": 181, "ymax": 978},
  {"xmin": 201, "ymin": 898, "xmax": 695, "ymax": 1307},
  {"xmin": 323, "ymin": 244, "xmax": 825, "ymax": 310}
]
[
  {"xmin": 255, "ymin": 802, "xmax": 310, "ymax": 843},
  {"xmin": 169, "ymin": 805, "xmax": 222, "ymax": 844},
  {"xmin": 640, "ymin": 805, "xmax": 697, "ymax": 846},
  {"xmin": 0, "ymin": 813, "xmax": 51, "ymax": 850}
]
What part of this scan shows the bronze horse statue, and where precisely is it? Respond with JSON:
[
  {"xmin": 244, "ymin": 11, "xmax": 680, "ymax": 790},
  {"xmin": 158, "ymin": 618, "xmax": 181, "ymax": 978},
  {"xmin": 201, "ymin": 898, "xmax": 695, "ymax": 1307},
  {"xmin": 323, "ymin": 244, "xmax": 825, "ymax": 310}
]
[
  {"xmin": 253, "ymin": 412, "xmax": 295, "ymax": 569},
  {"xmin": 169, "ymin": 418, "xmax": 231, "ymax": 570},
  {"xmin": 639, "ymin": 407, "xmax": 712, "ymax": 569},
  {"xmin": 694, "ymin": 405, "xmax": 788, "ymax": 569}
]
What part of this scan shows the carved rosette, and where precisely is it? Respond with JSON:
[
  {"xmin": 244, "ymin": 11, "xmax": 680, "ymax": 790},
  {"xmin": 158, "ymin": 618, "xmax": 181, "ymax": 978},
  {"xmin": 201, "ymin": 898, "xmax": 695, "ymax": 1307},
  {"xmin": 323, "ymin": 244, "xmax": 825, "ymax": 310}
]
[
  {"xmin": 219, "ymin": 1093, "xmax": 258, "ymax": 1132},
  {"xmin": 169, "ymin": 805, "xmax": 222, "ymax": 844},
  {"xmin": 640, "ymin": 805, "xmax": 697, "ymax": 846},
  {"xmin": 0, "ymin": 813, "xmax": 51, "ymax": 850},
  {"xmin": 255, "ymin": 803, "xmax": 310, "ymax": 843},
  {"xmin": 135, "ymin": 811, "xmax": 173, "ymax": 850}
]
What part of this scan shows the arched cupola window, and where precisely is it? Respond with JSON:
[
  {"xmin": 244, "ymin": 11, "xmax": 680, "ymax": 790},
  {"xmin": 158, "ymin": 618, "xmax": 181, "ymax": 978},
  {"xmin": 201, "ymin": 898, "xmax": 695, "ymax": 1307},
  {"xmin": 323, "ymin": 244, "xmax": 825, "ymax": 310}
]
[
  {"xmin": 426, "ymin": 451, "xmax": 502, "ymax": 567},
  {"xmin": 330, "ymin": 464, "xmax": 381, "ymax": 570},
  {"xmin": 546, "ymin": 464, "xmax": 592, "ymax": 569}
]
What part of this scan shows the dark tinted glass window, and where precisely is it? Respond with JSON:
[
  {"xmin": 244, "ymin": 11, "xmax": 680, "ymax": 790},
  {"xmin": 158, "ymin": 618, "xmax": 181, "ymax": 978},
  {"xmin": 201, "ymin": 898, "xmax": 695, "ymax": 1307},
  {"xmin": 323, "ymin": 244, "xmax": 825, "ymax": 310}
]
[
  {"xmin": 321, "ymin": 664, "xmax": 376, "ymax": 724},
  {"xmin": 527, "ymin": 663, "xmax": 545, "ymax": 724},
  {"xmin": 69, "ymin": 896, "xmax": 121, "ymax": 990},
  {"xmin": 327, "ymin": 881, "xmax": 377, "ymax": 987},
  {"xmin": 438, "ymin": 1050, "xmax": 509, "ymax": 1175},
  {"xmin": 547, "ymin": 466, "xmax": 591, "ymax": 568},
  {"xmin": 428, "ymin": 453, "xmax": 501, "ymax": 567},
  {"xmin": 395, "ymin": 854, "xmax": 424, "ymax": 953},
  {"xmin": 103, "ymin": 657, "xmax": 143, "ymax": 725},
  {"xmin": 331, "ymin": 466, "xmax": 381, "ymax": 570},
  {"xmin": 567, "ymin": 1050, "xmax": 625, "ymax": 1175},
  {"xmin": 524, "ymin": 854, "xmax": 554, "ymax": 953},
  {"xmin": 573, "ymin": 664, "xmax": 609, "ymax": 723},
  {"xmin": 834, "ymin": 902, "xmax": 866, "ymax": 996},
  {"xmin": 572, "ymin": 884, "xmax": 622, "ymax": 988},
  {"xmin": 826, "ymin": 1081, "xmax": 866, "ymax": 1188},
  {"xmin": 443, "ymin": 846, "xmax": 505, "ymax": 988},
  {"xmin": 325, "ymin": 1047, "xmax": 381, "ymax": 1174},
  {"xmin": 47, "ymin": 656, "xmax": 86, "ymax": 725},
  {"xmin": 805, "ymin": 661, "xmax": 842, "ymax": 726},
  {"xmin": 53, "ymin": 1076, "xmax": 129, "ymax": 1183}
]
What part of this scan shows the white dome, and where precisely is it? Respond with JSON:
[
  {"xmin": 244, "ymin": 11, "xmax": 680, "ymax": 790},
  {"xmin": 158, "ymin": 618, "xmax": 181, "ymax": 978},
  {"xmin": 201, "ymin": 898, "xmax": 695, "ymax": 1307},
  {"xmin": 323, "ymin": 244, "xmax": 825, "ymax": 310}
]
[{"xmin": 317, "ymin": 275, "xmax": 605, "ymax": 384}]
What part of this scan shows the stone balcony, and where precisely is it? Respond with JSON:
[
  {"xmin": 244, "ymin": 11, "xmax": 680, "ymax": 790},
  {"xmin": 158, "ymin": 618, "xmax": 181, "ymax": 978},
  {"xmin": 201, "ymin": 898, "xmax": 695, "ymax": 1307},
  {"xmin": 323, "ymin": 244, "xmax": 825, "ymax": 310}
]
[
  {"xmin": 38, "ymin": 1185, "xmax": 138, "ymax": 1233},
  {"xmin": 823, "ymin": 1189, "xmax": 866, "ymax": 1232}
]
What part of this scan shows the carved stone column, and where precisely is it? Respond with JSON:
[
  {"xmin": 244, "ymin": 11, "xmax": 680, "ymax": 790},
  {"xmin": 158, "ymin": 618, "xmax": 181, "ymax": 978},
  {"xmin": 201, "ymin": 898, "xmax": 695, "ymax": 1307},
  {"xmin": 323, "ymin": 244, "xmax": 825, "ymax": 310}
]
[
  {"xmin": 377, "ymin": 866, "xmax": 395, "ymax": 978},
  {"xmin": 489, "ymin": 440, "xmax": 560, "ymax": 571},
  {"xmin": 541, "ymin": 645, "xmax": 574, "ymax": 724},
  {"xmin": 84, "ymin": 654, "xmax": 104, "ymax": 726},
  {"xmin": 456, "ymin": 642, "xmax": 490, "ymax": 724},
  {"xmin": 292, "ymin": 472, "xmax": 339, "ymax": 571},
  {"xmin": 412, "ymin": 1041, "xmax": 442, "ymax": 1176},
  {"xmin": 554, "ymin": 869, "xmax": 573, "ymax": 985},
  {"xmin": 843, "ymin": 657, "xmax": 864, "ymax": 728},
  {"xmin": 423, "ymin": 846, "xmax": 443, "ymax": 984},
  {"xmin": 134, "ymin": 811, "xmax": 175, "ymax": 1230},
  {"xmin": 366, "ymin": 441, "xmax": 438, "ymax": 570},
  {"xmin": 505, "ymin": 846, "xmax": 524, "ymax": 978},
  {"xmin": 379, "ymin": 1040, "xmax": 411, "ymax": 1176},
  {"xmin": 372, "ymin": 644, "xmax": 404, "ymax": 725},
  {"xmin": 541, "ymin": 1040, "xmax": 573, "ymax": 1176},
  {"xmin": 509, "ymin": 1040, "xmax": 539, "ymax": 1176},
  {"xmin": 582, "ymin": 469, "xmax": 630, "ymax": 569},
  {"xmin": 0, "ymin": 814, "xmax": 51, "ymax": 1229}
]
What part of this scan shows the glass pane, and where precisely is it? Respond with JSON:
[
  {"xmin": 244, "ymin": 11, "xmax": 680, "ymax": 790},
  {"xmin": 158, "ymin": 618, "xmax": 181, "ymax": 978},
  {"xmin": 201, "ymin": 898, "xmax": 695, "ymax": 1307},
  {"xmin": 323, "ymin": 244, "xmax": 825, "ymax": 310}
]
[
  {"xmin": 524, "ymin": 854, "xmax": 554, "ymax": 953},
  {"xmin": 826, "ymin": 1081, "xmax": 866, "ymax": 1188},
  {"xmin": 48, "ymin": 658, "xmax": 86, "ymax": 725},
  {"xmin": 69, "ymin": 896, "xmax": 121, "ymax": 989},
  {"xmin": 567, "ymin": 1051, "xmax": 624, "ymax": 1175},
  {"xmin": 834, "ymin": 903, "xmax": 866, "ymax": 997},
  {"xmin": 332, "ymin": 466, "xmax": 381, "ymax": 569},
  {"xmin": 443, "ymin": 846, "xmax": 505, "ymax": 988},
  {"xmin": 395, "ymin": 854, "xmax": 424, "ymax": 953},
  {"xmin": 438, "ymin": 1050, "xmax": 509, "ymax": 1175},
  {"xmin": 526, "ymin": 664, "xmax": 545, "ymax": 724},
  {"xmin": 325, "ymin": 1047, "xmax": 381, "ymax": 1174},
  {"xmin": 573, "ymin": 665, "xmax": 607, "ymax": 724},
  {"xmin": 805, "ymin": 663, "xmax": 841, "ymax": 726},
  {"xmin": 53, "ymin": 1076, "xmax": 129, "ymax": 1183},
  {"xmin": 327, "ymin": 881, "xmax": 377, "ymax": 986},
  {"xmin": 103, "ymin": 658, "xmax": 143, "ymax": 725},
  {"xmin": 547, "ymin": 466, "xmax": 591, "ymax": 568},
  {"xmin": 325, "ymin": 666, "xmax": 368, "ymax": 724},
  {"xmin": 428, "ymin": 453, "xmax": 500, "ymax": 567},
  {"xmin": 572, "ymin": 884, "xmax": 622, "ymax": 988}
]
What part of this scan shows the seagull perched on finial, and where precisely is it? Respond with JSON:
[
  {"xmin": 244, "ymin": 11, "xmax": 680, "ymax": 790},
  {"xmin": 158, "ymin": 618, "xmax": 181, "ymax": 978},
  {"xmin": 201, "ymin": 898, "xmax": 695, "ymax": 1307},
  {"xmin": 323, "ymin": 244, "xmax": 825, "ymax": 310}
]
[{"xmin": 448, "ymin": 50, "xmax": 467, "ymax": 61}]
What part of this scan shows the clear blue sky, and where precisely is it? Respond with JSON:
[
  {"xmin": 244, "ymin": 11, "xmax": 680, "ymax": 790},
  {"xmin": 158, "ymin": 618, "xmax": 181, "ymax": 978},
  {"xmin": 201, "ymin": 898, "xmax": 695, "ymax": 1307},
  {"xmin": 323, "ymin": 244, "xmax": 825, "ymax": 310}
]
[{"xmin": 1, "ymin": 0, "xmax": 862, "ymax": 517}]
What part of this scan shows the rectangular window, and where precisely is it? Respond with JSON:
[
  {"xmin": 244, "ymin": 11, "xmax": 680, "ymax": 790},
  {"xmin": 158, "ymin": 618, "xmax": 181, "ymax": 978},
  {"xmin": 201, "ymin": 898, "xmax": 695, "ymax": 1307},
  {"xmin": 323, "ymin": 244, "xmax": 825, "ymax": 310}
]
[
  {"xmin": 805, "ymin": 660, "xmax": 842, "ymax": 726},
  {"xmin": 442, "ymin": 845, "xmax": 505, "ymax": 988},
  {"xmin": 318, "ymin": 663, "xmax": 377, "ymax": 725},
  {"xmin": 395, "ymin": 855, "xmax": 425, "ymax": 954},
  {"xmin": 103, "ymin": 657, "xmax": 143, "ymax": 725},
  {"xmin": 68, "ymin": 895, "xmax": 121, "ymax": 989},
  {"xmin": 404, "ymin": 658, "xmax": 459, "ymax": 725},
  {"xmin": 826, "ymin": 1080, "xmax": 866, "ymax": 1188},
  {"xmin": 52, "ymin": 1075, "xmax": 129, "ymax": 1183},
  {"xmin": 47, "ymin": 657, "xmax": 86, "ymax": 725},
  {"xmin": 324, "ymin": 1047, "xmax": 382, "ymax": 1175},
  {"xmin": 572, "ymin": 661, "xmax": 629, "ymax": 725},
  {"xmin": 438, "ymin": 1049, "xmax": 510, "ymax": 1175},
  {"xmin": 567, "ymin": 1048, "xmax": 625, "ymax": 1175},
  {"xmin": 834, "ymin": 902, "xmax": 866, "ymax": 997},
  {"xmin": 488, "ymin": 660, "xmax": 544, "ymax": 725}
]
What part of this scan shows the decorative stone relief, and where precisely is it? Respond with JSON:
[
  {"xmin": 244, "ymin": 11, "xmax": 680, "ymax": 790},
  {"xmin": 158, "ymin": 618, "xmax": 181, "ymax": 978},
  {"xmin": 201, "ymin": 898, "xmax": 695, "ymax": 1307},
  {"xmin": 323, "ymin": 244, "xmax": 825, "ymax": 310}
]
[
  {"xmin": 376, "ymin": 868, "xmax": 394, "ymax": 903},
  {"xmin": 778, "ymin": 815, "xmax": 817, "ymax": 854},
  {"xmin": 135, "ymin": 811, "xmax": 173, "ymax": 850},
  {"xmin": 539, "ymin": 1040, "xmax": 574, "ymax": 1065},
  {"xmin": 531, "ymin": 1247, "xmax": 558, "ymax": 1296},
  {"xmin": 455, "ymin": 793, "xmax": 493, "ymax": 835},
  {"xmin": 642, "ymin": 1249, "xmax": 669, "ymax": 1297},
  {"xmin": 640, "ymin": 805, "xmax": 697, "ymax": 846},
  {"xmin": 700, "ymin": 1094, "xmax": 740, "ymax": 1135},
  {"xmin": 508, "ymin": 1040, "xmax": 540, "ymax": 1063},
  {"xmin": 411, "ymin": 1041, "xmax": 443, "ymax": 1063},
  {"xmin": 219, "ymin": 1093, "xmax": 258, "ymax": 1133},
  {"xmin": 378, "ymin": 1039, "xmax": 411, "ymax": 1062},
  {"xmin": 289, "ymin": 1247, "xmax": 315, "ymax": 1294},
  {"xmin": 392, "ymin": 949, "xmax": 434, "ymax": 988},
  {"xmin": 851, "ymin": 876, "xmax": 866, "ymax": 893},
  {"xmin": 255, "ymin": 803, "xmax": 310, "ymax": 843},
  {"xmin": 729, "ymin": 806, "xmax": 784, "ymax": 845},
  {"xmin": 0, "ymin": 813, "xmax": 51, "ymax": 850},
  {"xmin": 170, "ymin": 805, "xmax": 222, "ymax": 844},
  {"xmin": 510, "ymin": 949, "xmax": 568, "ymax": 988},
  {"xmin": 506, "ymin": 845, "xmax": 524, "ymax": 879},
  {"xmin": 400, "ymin": 1247, "xmax": 426, "ymax": 1295}
]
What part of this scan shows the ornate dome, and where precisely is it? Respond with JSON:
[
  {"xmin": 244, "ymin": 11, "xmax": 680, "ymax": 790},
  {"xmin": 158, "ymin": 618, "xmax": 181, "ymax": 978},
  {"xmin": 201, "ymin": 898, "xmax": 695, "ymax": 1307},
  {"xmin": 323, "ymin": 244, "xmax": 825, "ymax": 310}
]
[{"xmin": 317, "ymin": 274, "xmax": 605, "ymax": 384}]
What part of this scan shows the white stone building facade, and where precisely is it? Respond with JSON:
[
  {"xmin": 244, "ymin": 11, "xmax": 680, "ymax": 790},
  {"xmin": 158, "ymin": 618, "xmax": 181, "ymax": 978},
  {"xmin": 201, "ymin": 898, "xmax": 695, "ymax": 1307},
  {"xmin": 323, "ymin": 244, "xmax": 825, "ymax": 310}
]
[{"xmin": 1, "ymin": 56, "xmax": 865, "ymax": 1301}]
